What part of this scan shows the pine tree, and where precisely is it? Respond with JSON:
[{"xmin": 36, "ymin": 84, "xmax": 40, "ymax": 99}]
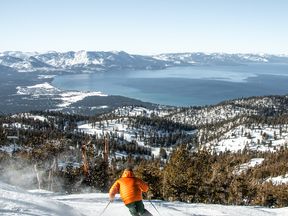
[
  {"xmin": 135, "ymin": 160, "xmax": 163, "ymax": 199},
  {"xmin": 88, "ymin": 156, "xmax": 109, "ymax": 192},
  {"xmin": 162, "ymin": 145, "xmax": 192, "ymax": 201}
]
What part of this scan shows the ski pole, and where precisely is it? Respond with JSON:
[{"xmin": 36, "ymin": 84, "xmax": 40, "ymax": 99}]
[
  {"xmin": 148, "ymin": 200, "xmax": 161, "ymax": 216},
  {"xmin": 99, "ymin": 201, "xmax": 111, "ymax": 216}
]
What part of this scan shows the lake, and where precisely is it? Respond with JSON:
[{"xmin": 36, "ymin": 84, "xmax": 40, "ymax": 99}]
[{"xmin": 52, "ymin": 64, "xmax": 288, "ymax": 106}]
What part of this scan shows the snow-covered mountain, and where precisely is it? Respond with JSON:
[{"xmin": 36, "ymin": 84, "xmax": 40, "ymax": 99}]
[
  {"xmin": 1, "ymin": 51, "xmax": 288, "ymax": 72},
  {"xmin": 0, "ymin": 51, "xmax": 168, "ymax": 71},
  {"xmin": 154, "ymin": 52, "xmax": 288, "ymax": 65},
  {"xmin": 0, "ymin": 55, "xmax": 51, "ymax": 71},
  {"xmin": 1, "ymin": 180, "xmax": 288, "ymax": 216},
  {"xmin": 0, "ymin": 51, "xmax": 39, "ymax": 58},
  {"xmin": 34, "ymin": 50, "xmax": 166, "ymax": 70}
]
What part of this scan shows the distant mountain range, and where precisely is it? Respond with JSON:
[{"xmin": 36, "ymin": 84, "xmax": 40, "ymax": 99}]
[{"xmin": 1, "ymin": 51, "xmax": 288, "ymax": 72}]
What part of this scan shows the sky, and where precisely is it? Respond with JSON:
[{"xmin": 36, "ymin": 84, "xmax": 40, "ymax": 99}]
[{"xmin": 0, "ymin": 0, "xmax": 287, "ymax": 55}]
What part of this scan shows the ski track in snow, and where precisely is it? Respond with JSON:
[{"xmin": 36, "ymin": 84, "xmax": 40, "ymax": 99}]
[{"xmin": 1, "ymin": 181, "xmax": 288, "ymax": 216}]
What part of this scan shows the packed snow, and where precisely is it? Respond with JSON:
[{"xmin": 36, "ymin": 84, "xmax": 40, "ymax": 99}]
[
  {"xmin": 0, "ymin": 181, "xmax": 82, "ymax": 216},
  {"xmin": 1, "ymin": 181, "xmax": 288, "ymax": 216}
]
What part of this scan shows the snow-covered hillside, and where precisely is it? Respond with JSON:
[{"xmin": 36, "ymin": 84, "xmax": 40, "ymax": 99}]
[
  {"xmin": 1, "ymin": 51, "xmax": 288, "ymax": 72},
  {"xmin": 0, "ymin": 55, "xmax": 51, "ymax": 71},
  {"xmin": 0, "ymin": 51, "xmax": 166, "ymax": 71},
  {"xmin": 16, "ymin": 82, "xmax": 107, "ymax": 108},
  {"xmin": 153, "ymin": 52, "xmax": 288, "ymax": 65},
  {"xmin": 104, "ymin": 101, "xmax": 288, "ymax": 154},
  {"xmin": 1, "ymin": 180, "xmax": 288, "ymax": 216},
  {"xmin": 205, "ymin": 123, "xmax": 288, "ymax": 153}
]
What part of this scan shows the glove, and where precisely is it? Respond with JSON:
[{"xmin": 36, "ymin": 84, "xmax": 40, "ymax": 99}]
[
  {"xmin": 147, "ymin": 193, "xmax": 153, "ymax": 200},
  {"xmin": 144, "ymin": 192, "xmax": 153, "ymax": 200},
  {"xmin": 109, "ymin": 195, "xmax": 115, "ymax": 202}
]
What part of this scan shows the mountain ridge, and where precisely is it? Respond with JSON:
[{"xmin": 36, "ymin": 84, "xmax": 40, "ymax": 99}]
[{"xmin": 1, "ymin": 51, "xmax": 288, "ymax": 72}]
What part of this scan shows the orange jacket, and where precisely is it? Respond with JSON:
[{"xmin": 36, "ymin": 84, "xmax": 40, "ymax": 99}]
[{"xmin": 109, "ymin": 170, "xmax": 149, "ymax": 205}]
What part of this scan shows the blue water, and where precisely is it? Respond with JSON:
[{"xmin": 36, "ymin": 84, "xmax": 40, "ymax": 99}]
[{"xmin": 52, "ymin": 64, "xmax": 288, "ymax": 106}]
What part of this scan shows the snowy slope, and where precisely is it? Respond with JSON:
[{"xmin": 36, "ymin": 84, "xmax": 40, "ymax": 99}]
[
  {"xmin": 153, "ymin": 52, "xmax": 272, "ymax": 65},
  {"xmin": 1, "ymin": 51, "xmax": 288, "ymax": 72},
  {"xmin": 266, "ymin": 174, "xmax": 288, "ymax": 185},
  {"xmin": 0, "ymin": 55, "xmax": 51, "ymax": 71},
  {"xmin": 16, "ymin": 82, "xmax": 107, "ymax": 108},
  {"xmin": 1, "ymin": 181, "xmax": 288, "ymax": 216},
  {"xmin": 204, "ymin": 123, "xmax": 288, "ymax": 153},
  {"xmin": 33, "ymin": 51, "xmax": 166, "ymax": 70},
  {"xmin": 0, "ymin": 181, "xmax": 82, "ymax": 216}
]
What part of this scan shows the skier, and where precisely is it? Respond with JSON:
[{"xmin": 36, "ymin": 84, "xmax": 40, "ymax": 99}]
[{"xmin": 109, "ymin": 168, "xmax": 153, "ymax": 216}]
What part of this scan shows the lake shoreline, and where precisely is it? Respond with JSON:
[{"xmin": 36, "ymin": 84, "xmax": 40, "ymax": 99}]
[{"xmin": 52, "ymin": 64, "xmax": 288, "ymax": 107}]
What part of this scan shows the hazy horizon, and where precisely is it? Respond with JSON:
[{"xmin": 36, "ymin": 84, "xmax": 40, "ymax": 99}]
[
  {"xmin": 1, "ymin": 50, "xmax": 287, "ymax": 56},
  {"xmin": 0, "ymin": 0, "xmax": 288, "ymax": 55}
]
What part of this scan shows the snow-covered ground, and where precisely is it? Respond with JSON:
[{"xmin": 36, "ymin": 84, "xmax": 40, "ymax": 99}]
[
  {"xmin": 77, "ymin": 119, "xmax": 154, "ymax": 158},
  {"xmin": 16, "ymin": 82, "xmax": 107, "ymax": 108},
  {"xmin": 206, "ymin": 124, "xmax": 288, "ymax": 153},
  {"xmin": 77, "ymin": 119, "xmax": 142, "ymax": 143},
  {"xmin": 12, "ymin": 113, "xmax": 49, "ymax": 122},
  {"xmin": 57, "ymin": 91, "xmax": 107, "ymax": 108},
  {"xmin": 235, "ymin": 158, "xmax": 265, "ymax": 174},
  {"xmin": 1, "ymin": 181, "xmax": 288, "ymax": 216},
  {"xmin": 77, "ymin": 118, "xmax": 178, "ymax": 158},
  {"xmin": 113, "ymin": 106, "xmax": 171, "ymax": 118},
  {"xmin": 266, "ymin": 174, "xmax": 288, "ymax": 185}
]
